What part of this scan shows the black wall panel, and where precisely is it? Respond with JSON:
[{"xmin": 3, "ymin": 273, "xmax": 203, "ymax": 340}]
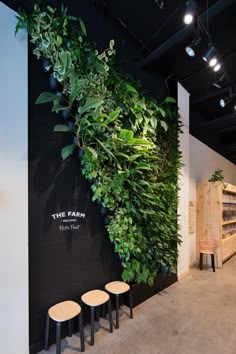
[
  {"xmin": 28, "ymin": 45, "xmax": 121, "ymax": 353},
  {"xmin": 0, "ymin": 1, "xmax": 167, "ymax": 352}
]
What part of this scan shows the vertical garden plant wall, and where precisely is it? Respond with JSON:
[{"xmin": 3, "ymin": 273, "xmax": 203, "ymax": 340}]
[{"xmin": 17, "ymin": 4, "xmax": 182, "ymax": 285}]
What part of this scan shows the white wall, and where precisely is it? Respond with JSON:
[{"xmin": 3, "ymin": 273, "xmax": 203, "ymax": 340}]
[
  {"xmin": 177, "ymin": 83, "xmax": 190, "ymax": 278},
  {"xmin": 189, "ymin": 135, "xmax": 236, "ymax": 265},
  {"xmin": 0, "ymin": 3, "xmax": 28, "ymax": 354}
]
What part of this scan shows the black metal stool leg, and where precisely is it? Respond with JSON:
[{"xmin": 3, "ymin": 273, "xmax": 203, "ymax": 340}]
[
  {"xmin": 199, "ymin": 252, "xmax": 203, "ymax": 270},
  {"xmin": 129, "ymin": 289, "xmax": 133, "ymax": 319},
  {"xmin": 56, "ymin": 322, "xmax": 61, "ymax": 354},
  {"xmin": 68, "ymin": 319, "xmax": 72, "ymax": 337},
  {"xmin": 115, "ymin": 294, "xmax": 119, "ymax": 329},
  {"xmin": 44, "ymin": 313, "xmax": 50, "ymax": 351},
  {"xmin": 102, "ymin": 303, "xmax": 106, "ymax": 318},
  {"xmin": 96, "ymin": 307, "xmax": 100, "ymax": 322},
  {"xmin": 108, "ymin": 298, "xmax": 113, "ymax": 333},
  {"xmin": 91, "ymin": 306, "xmax": 95, "ymax": 346},
  {"xmin": 211, "ymin": 254, "xmax": 215, "ymax": 272},
  {"xmin": 78, "ymin": 313, "xmax": 85, "ymax": 352}
]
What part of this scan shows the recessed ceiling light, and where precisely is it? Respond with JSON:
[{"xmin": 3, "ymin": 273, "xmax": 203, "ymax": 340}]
[
  {"xmin": 209, "ymin": 57, "xmax": 218, "ymax": 67},
  {"xmin": 213, "ymin": 63, "xmax": 221, "ymax": 72},
  {"xmin": 183, "ymin": 1, "xmax": 197, "ymax": 25},
  {"xmin": 220, "ymin": 98, "xmax": 226, "ymax": 108}
]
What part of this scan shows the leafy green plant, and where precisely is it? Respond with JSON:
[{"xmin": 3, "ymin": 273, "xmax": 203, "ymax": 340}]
[
  {"xmin": 16, "ymin": 4, "xmax": 182, "ymax": 285},
  {"xmin": 208, "ymin": 168, "xmax": 224, "ymax": 182}
]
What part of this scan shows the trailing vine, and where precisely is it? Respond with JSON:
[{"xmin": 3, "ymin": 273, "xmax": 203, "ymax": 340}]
[{"xmin": 16, "ymin": 4, "xmax": 182, "ymax": 285}]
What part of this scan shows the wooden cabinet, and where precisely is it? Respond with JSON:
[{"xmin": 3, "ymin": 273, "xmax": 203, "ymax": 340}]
[{"xmin": 196, "ymin": 181, "xmax": 236, "ymax": 267}]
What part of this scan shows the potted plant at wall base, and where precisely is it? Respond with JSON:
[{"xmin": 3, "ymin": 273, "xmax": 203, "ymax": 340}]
[{"xmin": 16, "ymin": 5, "xmax": 182, "ymax": 292}]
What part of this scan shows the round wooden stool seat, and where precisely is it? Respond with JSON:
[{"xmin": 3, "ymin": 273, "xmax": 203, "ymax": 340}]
[
  {"xmin": 81, "ymin": 289, "xmax": 109, "ymax": 307},
  {"xmin": 81, "ymin": 289, "xmax": 113, "ymax": 346},
  {"xmin": 45, "ymin": 300, "xmax": 84, "ymax": 354},
  {"xmin": 105, "ymin": 280, "xmax": 133, "ymax": 329},
  {"xmin": 48, "ymin": 300, "xmax": 81, "ymax": 322},
  {"xmin": 199, "ymin": 239, "xmax": 216, "ymax": 272},
  {"xmin": 105, "ymin": 281, "xmax": 130, "ymax": 295}
]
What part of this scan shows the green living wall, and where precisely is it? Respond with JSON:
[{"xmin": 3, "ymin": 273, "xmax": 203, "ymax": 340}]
[{"xmin": 17, "ymin": 4, "xmax": 182, "ymax": 285}]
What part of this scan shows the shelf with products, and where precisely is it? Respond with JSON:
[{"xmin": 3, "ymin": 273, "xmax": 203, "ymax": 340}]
[
  {"xmin": 222, "ymin": 233, "xmax": 236, "ymax": 261},
  {"xmin": 197, "ymin": 181, "xmax": 236, "ymax": 267},
  {"xmin": 222, "ymin": 192, "xmax": 236, "ymax": 204},
  {"xmin": 222, "ymin": 218, "xmax": 236, "ymax": 226},
  {"xmin": 222, "ymin": 222, "xmax": 236, "ymax": 238}
]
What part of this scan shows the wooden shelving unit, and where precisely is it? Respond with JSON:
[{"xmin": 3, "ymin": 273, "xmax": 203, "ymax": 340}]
[{"xmin": 196, "ymin": 182, "xmax": 236, "ymax": 267}]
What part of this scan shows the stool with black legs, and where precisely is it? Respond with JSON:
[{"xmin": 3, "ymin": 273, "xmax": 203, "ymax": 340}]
[
  {"xmin": 105, "ymin": 281, "xmax": 133, "ymax": 329},
  {"xmin": 45, "ymin": 300, "xmax": 85, "ymax": 354},
  {"xmin": 81, "ymin": 289, "xmax": 113, "ymax": 346},
  {"xmin": 199, "ymin": 239, "xmax": 217, "ymax": 272}
]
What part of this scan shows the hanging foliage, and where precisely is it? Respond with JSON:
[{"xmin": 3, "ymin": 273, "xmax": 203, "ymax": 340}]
[{"xmin": 16, "ymin": 4, "xmax": 182, "ymax": 285}]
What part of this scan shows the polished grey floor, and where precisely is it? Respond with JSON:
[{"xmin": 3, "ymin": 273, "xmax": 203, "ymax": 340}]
[{"xmin": 40, "ymin": 255, "xmax": 236, "ymax": 354}]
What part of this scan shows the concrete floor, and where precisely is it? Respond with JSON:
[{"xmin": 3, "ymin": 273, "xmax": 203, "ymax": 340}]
[{"xmin": 40, "ymin": 255, "xmax": 236, "ymax": 354}]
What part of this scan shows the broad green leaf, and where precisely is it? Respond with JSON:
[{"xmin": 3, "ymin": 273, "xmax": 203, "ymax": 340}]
[
  {"xmin": 126, "ymin": 84, "xmax": 138, "ymax": 95},
  {"xmin": 56, "ymin": 35, "xmax": 62, "ymax": 47},
  {"xmin": 79, "ymin": 98, "xmax": 104, "ymax": 115},
  {"xmin": 61, "ymin": 144, "xmax": 76, "ymax": 160},
  {"xmin": 89, "ymin": 122, "xmax": 107, "ymax": 127},
  {"xmin": 161, "ymin": 120, "xmax": 168, "ymax": 131},
  {"xmin": 129, "ymin": 138, "xmax": 151, "ymax": 146},
  {"xmin": 150, "ymin": 117, "xmax": 157, "ymax": 129},
  {"xmin": 106, "ymin": 109, "xmax": 121, "ymax": 124},
  {"xmin": 136, "ymin": 165, "xmax": 152, "ymax": 171},
  {"xmin": 119, "ymin": 129, "xmax": 134, "ymax": 141},
  {"xmin": 53, "ymin": 124, "xmax": 70, "ymax": 132},
  {"xmin": 60, "ymin": 51, "xmax": 72, "ymax": 69},
  {"xmin": 86, "ymin": 146, "xmax": 97, "ymax": 159},
  {"xmin": 115, "ymin": 152, "xmax": 130, "ymax": 159},
  {"xmin": 95, "ymin": 138, "xmax": 116, "ymax": 160},
  {"xmin": 165, "ymin": 96, "xmax": 176, "ymax": 103},
  {"xmin": 36, "ymin": 92, "xmax": 59, "ymax": 104},
  {"xmin": 109, "ymin": 39, "xmax": 115, "ymax": 49},
  {"xmin": 52, "ymin": 101, "xmax": 69, "ymax": 113},
  {"xmin": 158, "ymin": 108, "xmax": 166, "ymax": 117},
  {"xmin": 79, "ymin": 18, "xmax": 87, "ymax": 36},
  {"xmin": 68, "ymin": 15, "xmax": 77, "ymax": 21},
  {"xmin": 47, "ymin": 6, "xmax": 55, "ymax": 13},
  {"xmin": 128, "ymin": 154, "xmax": 142, "ymax": 161}
]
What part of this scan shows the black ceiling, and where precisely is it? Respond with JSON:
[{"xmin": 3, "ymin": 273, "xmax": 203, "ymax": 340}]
[
  {"xmin": 3, "ymin": 0, "xmax": 236, "ymax": 164},
  {"xmin": 96, "ymin": 0, "xmax": 236, "ymax": 164}
]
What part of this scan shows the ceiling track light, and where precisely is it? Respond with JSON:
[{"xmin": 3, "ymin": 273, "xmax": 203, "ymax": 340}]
[
  {"xmin": 185, "ymin": 37, "xmax": 202, "ymax": 57},
  {"xmin": 202, "ymin": 45, "xmax": 217, "ymax": 65},
  {"xmin": 220, "ymin": 87, "xmax": 233, "ymax": 108},
  {"xmin": 183, "ymin": 0, "xmax": 198, "ymax": 25},
  {"xmin": 212, "ymin": 75, "xmax": 225, "ymax": 89},
  {"xmin": 213, "ymin": 63, "xmax": 221, "ymax": 72},
  {"xmin": 155, "ymin": 0, "xmax": 164, "ymax": 10}
]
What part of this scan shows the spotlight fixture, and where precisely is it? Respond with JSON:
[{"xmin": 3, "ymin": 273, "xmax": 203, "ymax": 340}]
[
  {"xmin": 213, "ymin": 63, "xmax": 221, "ymax": 72},
  {"xmin": 202, "ymin": 45, "xmax": 217, "ymax": 66},
  {"xmin": 185, "ymin": 37, "xmax": 202, "ymax": 57},
  {"xmin": 183, "ymin": 0, "xmax": 197, "ymax": 25},
  {"xmin": 220, "ymin": 88, "xmax": 233, "ymax": 108},
  {"xmin": 220, "ymin": 98, "xmax": 227, "ymax": 108},
  {"xmin": 212, "ymin": 75, "xmax": 225, "ymax": 88},
  {"xmin": 155, "ymin": 0, "xmax": 164, "ymax": 9}
]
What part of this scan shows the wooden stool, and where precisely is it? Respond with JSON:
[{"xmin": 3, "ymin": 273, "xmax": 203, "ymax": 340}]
[
  {"xmin": 81, "ymin": 289, "xmax": 113, "ymax": 346},
  {"xmin": 199, "ymin": 239, "xmax": 217, "ymax": 272},
  {"xmin": 105, "ymin": 281, "xmax": 133, "ymax": 329},
  {"xmin": 45, "ymin": 300, "xmax": 85, "ymax": 354}
]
